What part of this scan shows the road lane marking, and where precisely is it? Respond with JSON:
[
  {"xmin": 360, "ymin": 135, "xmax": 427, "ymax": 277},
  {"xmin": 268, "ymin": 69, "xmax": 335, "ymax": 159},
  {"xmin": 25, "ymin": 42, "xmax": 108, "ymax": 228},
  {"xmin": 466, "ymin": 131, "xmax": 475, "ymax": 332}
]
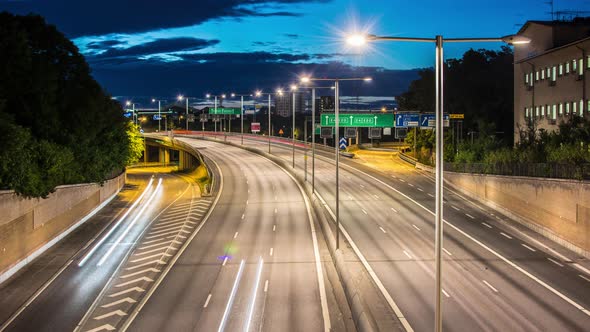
[
  {"xmin": 244, "ymin": 258, "xmax": 264, "ymax": 332},
  {"xmin": 580, "ymin": 275, "xmax": 590, "ymax": 283},
  {"xmin": 399, "ymin": 179, "xmax": 406, "ymax": 183},
  {"xmin": 360, "ymin": 184, "xmax": 365, "ymax": 188},
  {"xmin": 93, "ymin": 310, "xmax": 127, "ymax": 320},
  {"xmin": 379, "ymin": 226, "xmax": 387, "ymax": 234},
  {"xmin": 482, "ymin": 222, "xmax": 493, "ymax": 229},
  {"xmin": 548, "ymin": 258, "xmax": 564, "ymax": 267},
  {"xmin": 442, "ymin": 289, "xmax": 450, "ymax": 298},
  {"xmin": 204, "ymin": 294, "xmax": 212, "ymax": 308},
  {"xmin": 374, "ymin": 194, "xmax": 380, "ymax": 199},
  {"xmin": 273, "ymin": 224, "xmax": 276, "ymax": 232},
  {"xmin": 147, "ymin": 224, "xmax": 184, "ymax": 235},
  {"xmin": 130, "ymin": 253, "xmax": 172, "ymax": 264},
  {"xmin": 428, "ymin": 193, "xmax": 434, "ymax": 197},
  {"xmin": 500, "ymin": 232, "xmax": 513, "ymax": 240},
  {"xmin": 234, "ymin": 232, "xmax": 239, "ymax": 239},
  {"xmin": 408, "ymin": 183, "xmax": 414, "ymax": 187},
  {"xmin": 391, "ymin": 207, "xmax": 398, "ymax": 213},
  {"xmin": 269, "ymin": 248, "xmax": 274, "ymax": 256},
  {"xmin": 101, "ymin": 297, "xmax": 136, "ymax": 308},
  {"xmin": 451, "ymin": 205, "xmax": 460, "ymax": 211},
  {"xmin": 264, "ymin": 280, "xmax": 269, "ymax": 292},
  {"xmin": 246, "ymin": 200, "xmax": 249, "ymax": 205},
  {"xmin": 85, "ymin": 324, "xmax": 115, "ymax": 332},
  {"xmin": 241, "ymin": 214, "xmax": 245, "ymax": 220},
  {"xmin": 482, "ymin": 280, "xmax": 499, "ymax": 293},
  {"xmin": 362, "ymin": 209, "xmax": 368, "ymax": 215},
  {"xmin": 139, "ymin": 239, "xmax": 181, "ymax": 249},
  {"xmin": 108, "ymin": 287, "xmax": 144, "ymax": 298},
  {"xmin": 222, "ymin": 257, "xmax": 228, "ymax": 266},
  {"xmin": 412, "ymin": 224, "xmax": 421, "ymax": 231},
  {"xmin": 119, "ymin": 268, "xmax": 161, "ymax": 279},
  {"xmin": 125, "ymin": 260, "xmax": 166, "ymax": 271},
  {"xmin": 403, "ymin": 250, "xmax": 412, "ymax": 259},
  {"xmin": 443, "ymin": 248, "xmax": 452, "ymax": 256},
  {"xmin": 274, "ymin": 208, "xmax": 277, "ymax": 214},
  {"xmin": 522, "ymin": 244, "xmax": 537, "ymax": 252},
  {"xmin": 115, "ymin": 276, "xmax": 153, "ymax": 288},
  {"xmin": 465, "ymin": 213, "xmax": 475, "ymax": 219},
  {"xmin": 218, "ymin": 260, "xmax": 245, "ymax": 332},
  {"xmin": 417, "ymin": 188, "xmax": 424, "ymax": 192}
]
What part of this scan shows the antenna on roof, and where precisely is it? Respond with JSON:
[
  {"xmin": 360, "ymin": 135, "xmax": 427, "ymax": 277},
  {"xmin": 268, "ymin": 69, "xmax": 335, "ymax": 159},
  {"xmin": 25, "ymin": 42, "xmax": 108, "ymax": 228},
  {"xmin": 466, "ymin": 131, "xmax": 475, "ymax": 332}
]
[{"xmin": 544, "ymin": 0, "xmax": 554, "ymax": 20}]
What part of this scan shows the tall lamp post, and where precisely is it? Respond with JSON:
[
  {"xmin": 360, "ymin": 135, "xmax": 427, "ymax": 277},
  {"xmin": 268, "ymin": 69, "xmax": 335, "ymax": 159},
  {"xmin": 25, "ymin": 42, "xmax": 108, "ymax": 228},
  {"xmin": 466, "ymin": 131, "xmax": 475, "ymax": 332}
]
[
  {"xmin": 126, "ymin": 101, "xmax": 137, "ymax": 126},
  {"xmin": 290, "ymin": 84, "xmax": 299, "ymax": 168},
  {"xmin": 347, "ymin": 32, "xmax": 530, "ymax": 332},
  {"xmin": 151, "ymin": 98, "xmax": 167, "ymax": 132},
  {"xmin": 230, "ymin": 93, "xmax": 253, "ymax": 145},
  {"xmin": 206, "ymin": 93, "xmax": 227, "ymax": 133},
  {"xmin": 255, "ymin": 89, "xmax": 282, "ymax": 152},
  {"xmin": 300, "ymin": 76, "xmax": 372, "ymax": 251},
  {"xmin": 177, "ymin": 95, "xmax": 190, "ymax": 131}
]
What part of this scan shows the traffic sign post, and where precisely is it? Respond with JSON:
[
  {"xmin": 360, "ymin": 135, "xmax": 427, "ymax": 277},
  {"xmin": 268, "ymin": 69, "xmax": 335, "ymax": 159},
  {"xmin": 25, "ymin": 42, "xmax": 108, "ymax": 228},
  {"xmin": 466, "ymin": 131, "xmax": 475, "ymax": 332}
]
[
  {"xmin": 251, "ymin": 122, "xmax": 261, "ymax": 133},
  {"xmin": 420, "ymin": 114, "xmax": 450, "ymax": 128},
  {"xmin": 339, "ymin": 137, "xmax": 347, "ymax": 150},
  {"xmin": 320, "ymin": 127, "xmax": 333, "ymax": 139},
  {"xmin": 321, "ymin": 113, "xmax": 394, "ymax": 127},
  {"xmin": 395, "ymin": 113, "xmax": 420, "ymax": 127},
  {"xmin": 209, "ymin": 107, "xmax": 241, "ymax": 115}
]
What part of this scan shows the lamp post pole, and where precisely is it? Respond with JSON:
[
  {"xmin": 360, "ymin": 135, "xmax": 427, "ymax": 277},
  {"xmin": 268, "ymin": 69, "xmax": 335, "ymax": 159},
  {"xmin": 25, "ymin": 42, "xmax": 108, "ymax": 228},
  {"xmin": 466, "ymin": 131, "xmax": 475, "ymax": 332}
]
[
  {"xmin": 348, "ymin": 32, "xmax": 530, "ymax": 332},
  {"xmin": 185, "ymin": 97, "xmax": 189, "ymax": 131},
  {"xmin": 312, "ymin": 88, "xmax": 316, "ymax": 192},
  {"xmin": 292, "ymin": 88, "xmax": 296, "ymax": 168}
]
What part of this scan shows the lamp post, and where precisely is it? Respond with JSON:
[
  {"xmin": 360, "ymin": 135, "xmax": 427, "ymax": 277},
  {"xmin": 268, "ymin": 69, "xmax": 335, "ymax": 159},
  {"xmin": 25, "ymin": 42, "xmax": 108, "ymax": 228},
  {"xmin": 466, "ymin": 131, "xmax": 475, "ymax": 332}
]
[
  {"xmin": 206, "ymin": 93, "xmax": 227, "ymax": 133},
  {"xmin": 300, "ymin": 76, "xmax": 372, "ymax": 251},
  {"xmin": 151, "ymin": 99, "xmax": 166, "ymax": 132},
  {"xmin": 290, "ymin": 85, "xmax": 298, "ymax": 168},
  {"xmin": 347, "ymin": 32, "xmax": 530, "ymax": 332},
  {"xmin": 177, "ymin": 95, "xmax": 190, "ymax": 131},
  {"xmin": 296, "ymin": 85, "xmax": 335, "ymax": 193},
  {"xmin": 230, "ymin": 93, "xmax": 253, "ymax": 145},
  {"xmin": 255, "ymin": 90, "xmax": 282, "ymax": 152},
  {"xmin": 126, "ymin": 101, "xmax": 137, "ymax": 126}
]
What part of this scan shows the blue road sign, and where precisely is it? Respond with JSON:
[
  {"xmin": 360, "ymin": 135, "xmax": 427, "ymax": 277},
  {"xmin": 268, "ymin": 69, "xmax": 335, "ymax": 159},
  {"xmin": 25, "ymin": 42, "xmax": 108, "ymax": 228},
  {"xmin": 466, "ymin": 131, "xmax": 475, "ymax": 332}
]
[
  {"xmin": 395, "ymin": 113, "xmax": 420, "ymax": 127},
  {"xmin": 139, "ymin": 128, "xmax": 144, "ymax": 134},
  {"xmin": 123, "ymin": 112, "xmax": 133, "ymax": 118},
  {"xmin": 339, "ymin": 137, "xmax": 347, "ymax": 150},
  {"xmin": 153, "ymin": 114, "xmax": 162, "ymax": 120},
  {"xmin": 420, "ymin": 113, "xmax": 450, "ymax": 127}
]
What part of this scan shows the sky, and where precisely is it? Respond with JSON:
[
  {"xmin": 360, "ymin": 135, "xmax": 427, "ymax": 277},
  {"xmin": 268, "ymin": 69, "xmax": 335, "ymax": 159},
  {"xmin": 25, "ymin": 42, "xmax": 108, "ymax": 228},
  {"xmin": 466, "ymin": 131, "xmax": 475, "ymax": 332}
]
[{"xmin": 2, "ymin": 0, "xmax": 590, "ymax": 104}]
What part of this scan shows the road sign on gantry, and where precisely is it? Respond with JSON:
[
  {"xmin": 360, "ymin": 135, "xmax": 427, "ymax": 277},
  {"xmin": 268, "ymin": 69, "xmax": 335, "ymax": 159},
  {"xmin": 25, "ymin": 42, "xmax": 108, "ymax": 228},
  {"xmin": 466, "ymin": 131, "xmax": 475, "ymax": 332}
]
[
  {"xmin": 395, "ymin": 113, "xmax": 420, "ymax": 127},
  {"xmin": 344, "ymin": 127, "xmax": 357, "ymax": 138},
  {"xmin": 419, "ymin": 114, "xmax": 450, "ymax": 128},
  {"xmin": 339, "ymin": 137, "xmax": 347, "ymax": 150},
  {"xmin": 320, "ymin": 127, "xmax": 333, "ymax": 138},
  {"xmin": 209, "ymin": 107, "xmax": 241, "ymax": 115},
  {"xmin": 320, "ymin": 113, "xmax": 394, "ymax": 127}
]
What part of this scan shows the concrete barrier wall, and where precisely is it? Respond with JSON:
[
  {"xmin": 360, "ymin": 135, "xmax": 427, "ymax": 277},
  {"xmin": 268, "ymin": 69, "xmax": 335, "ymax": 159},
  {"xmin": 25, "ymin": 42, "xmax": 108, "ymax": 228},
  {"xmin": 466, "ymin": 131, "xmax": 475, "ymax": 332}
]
[
  {"xmin": 445, "ymin": 172, "xmax": 590, "ymax": 257},
  {"xmin": 0, "ymin": 173, "xmax": 126, "ymax": 278}
]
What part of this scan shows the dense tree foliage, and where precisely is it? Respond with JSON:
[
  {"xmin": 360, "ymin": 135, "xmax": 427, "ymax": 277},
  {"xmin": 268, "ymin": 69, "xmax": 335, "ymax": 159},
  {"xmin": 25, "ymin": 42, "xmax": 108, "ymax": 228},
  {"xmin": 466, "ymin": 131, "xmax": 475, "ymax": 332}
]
[{"xmin": 0, "ymin": 13, "xmax": 142, "ymax": 197}]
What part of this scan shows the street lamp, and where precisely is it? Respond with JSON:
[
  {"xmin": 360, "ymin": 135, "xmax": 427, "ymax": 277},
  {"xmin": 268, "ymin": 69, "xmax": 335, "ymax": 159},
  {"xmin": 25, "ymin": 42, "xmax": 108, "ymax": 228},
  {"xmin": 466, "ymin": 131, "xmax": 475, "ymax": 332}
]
[
  {"xmin": 255, "ymin": 90, "xmax": 282, "ymax": 152},
  {"xmin": 348, "ymin": 32, "xmax": 530, "ymax": 332},
  {"xmin": 206, "ymin": 93, "xmax": 227, "ymax": 133},
  {"xmin": 151, "ymin": 98, "xmax": 166, "ymax": 132},
  {"xmin": 177, "ymin": 95, "xmax": 189, "ymax": 131},
  {"xmin": 126, "ymin": 101, "xmax": 137, "ymax": 125},
  {"xmin": 230, "ymin": 93, "xmax": 253, "ymax": 145},
  {"xmin": 290, "ymin": 84, "xmax": 298, "ymax": 168},
  {"xmin": 299, "ymin": 76, "xmax": 372, "ymax": 251}
]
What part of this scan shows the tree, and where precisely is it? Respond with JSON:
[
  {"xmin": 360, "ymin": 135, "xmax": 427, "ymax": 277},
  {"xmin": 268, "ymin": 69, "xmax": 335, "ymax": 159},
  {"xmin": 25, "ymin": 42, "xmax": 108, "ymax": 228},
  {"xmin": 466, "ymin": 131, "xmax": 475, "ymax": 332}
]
[{"xmin": 0, "ymin": 13, "xmax": 136, "ymax": 197}]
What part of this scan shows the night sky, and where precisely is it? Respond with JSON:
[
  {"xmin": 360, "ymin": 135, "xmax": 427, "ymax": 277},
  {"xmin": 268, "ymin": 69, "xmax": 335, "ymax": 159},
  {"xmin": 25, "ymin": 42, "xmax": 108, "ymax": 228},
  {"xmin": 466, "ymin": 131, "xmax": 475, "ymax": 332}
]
[{"xmin": 2, "ymin": 0, "xmax": 589, "ymax": 103}]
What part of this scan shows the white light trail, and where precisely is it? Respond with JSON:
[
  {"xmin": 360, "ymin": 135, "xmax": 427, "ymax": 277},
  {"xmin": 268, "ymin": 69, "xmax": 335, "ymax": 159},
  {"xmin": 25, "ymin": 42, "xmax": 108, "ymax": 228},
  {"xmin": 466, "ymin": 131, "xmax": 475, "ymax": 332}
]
[
  {"xmin": 244, "ymin": 257, "xmax": 264, "ymax": 332},
  {"xmin": 218, "ymin": 260, "xmax": 245, "ymax": 332}
]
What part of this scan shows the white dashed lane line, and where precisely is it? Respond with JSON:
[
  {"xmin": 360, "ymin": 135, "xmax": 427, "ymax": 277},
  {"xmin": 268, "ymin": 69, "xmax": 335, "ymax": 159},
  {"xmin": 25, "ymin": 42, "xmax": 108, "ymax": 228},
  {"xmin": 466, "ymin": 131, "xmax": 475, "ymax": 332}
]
[
  {"xmin": 417, "ymin": 187, "xmax": 424, "ymax": 192},
  {"xmin": 482, "ymin": 222, "xmax": 493, "ymax": 229},
  {"xmin": 548, "ymin": 258, "xmax": 564, "ymax": 267},
  {"xmin": 408, "ymin": 183, "xmax": 414, "ymax": 187},
  {"xmin": 412, "ymin": 224, "xmax": 421, "ymax": 231},
  {"xmin": 391, "ymin": 207, "xmax": 398, "ymax": 213},
  {"xmin": 362, "ymin": 209, "xmax": 368, "ymax": 215},
  {"xmin": 465, "ymin": 213, "xmax": 475, "ymax": 219},
  {"xmin": 451, "ymin": 205, "xmax": 460, "ymax": 211},
  {"xmin": 500, "ymin": 232, "xmax": 513, "ymax": 240},
  {"xmin": 233, "ymin": 232, "xmax": 239, "ymax": 239},
  {"xmin": 403, "ymin": 250, "xmax": 412, "ymax": 259},
  {"xmin": 442, "ymin": 289, "xmax": 450, "ymax": 298},
  {"xmin": 579, "ymin": 275, "xmax": 590, "ymax": 283},
  {"xmin": 203, "ymin": 294, "xmax": 212, "ymax": 308},
  {"xmin": 442, "ymin": 248, "xmax": 452, "ymax": 256},
  {"xmin": 269, "ymin": 248, "xmax": 274, "ymax": 256},
  {"xmin": 483, "ymin": 280, "xmax": 499, "ymax": 293},
  {"xmin": 521, "ymin": 243, "xmax": 537, "ymax": 252},
  {"xmin": 379, "ymin": 226, "xmax": 387, "ymax": 234},
  {"xmin": 428, "ymin": 193, "xmax": 434, "ymax": 198}
]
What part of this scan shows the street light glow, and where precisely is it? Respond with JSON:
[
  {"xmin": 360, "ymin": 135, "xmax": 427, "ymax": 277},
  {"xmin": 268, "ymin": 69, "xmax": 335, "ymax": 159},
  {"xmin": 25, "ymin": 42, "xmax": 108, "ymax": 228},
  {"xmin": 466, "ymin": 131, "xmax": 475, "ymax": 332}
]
[
  {"xmin": 231, "ymin": 93, "xmax": 236, "ymax": 97},
  {"xmin": 221, "ymin": 94, "xmax": 226, "ymax": 98},
  {"xmin": 126, "ymin": 101, "xmax": 131, "ymax": 106},
  {"xmin": 206, "ymin": 93, "xmax": 211, "ymax": 98},
  {"xmin": 277, "ymin": 89, "xmax": 283, "ymax": 95},
  {"xmin": 255, "ymin": 90, "xmax": 262, "ymax": 97},
  {"xmin": 177, "ymin": 95, "xmax": 184, "ymax": 101},
  {"xmin": 363, "ymin": 77, "xmax": 373, "ymax": 82},
  {"xmin": 300, "ymin": 76, "xmax": 311, "ymax": 83},
  {"xmin": 290, "ymin": 84, "xmax": 297, "ymax": 91},
  {"xmin": 151, "ymin": 98, "xmax": 155, "ymax": 103}
]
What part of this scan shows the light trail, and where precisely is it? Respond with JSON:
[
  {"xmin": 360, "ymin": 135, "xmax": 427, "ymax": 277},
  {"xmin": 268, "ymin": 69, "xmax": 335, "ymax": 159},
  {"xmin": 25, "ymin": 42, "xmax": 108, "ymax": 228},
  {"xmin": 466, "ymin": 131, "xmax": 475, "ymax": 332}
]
[
  {"xmin": 218, "ymin": 259, "xmax": 245, "ymax": 332},
  {"xmin": 244, "ymin": 257, "xmax": 264, "ymax": 332}
]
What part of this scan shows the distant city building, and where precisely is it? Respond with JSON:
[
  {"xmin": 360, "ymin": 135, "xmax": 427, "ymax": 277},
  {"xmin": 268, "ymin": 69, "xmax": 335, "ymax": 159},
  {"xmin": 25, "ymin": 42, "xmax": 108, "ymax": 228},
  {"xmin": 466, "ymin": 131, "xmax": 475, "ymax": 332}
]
[
  {"xmin": 514, "ymin": 17, "xmax": 590, "ymax": 143},
  {"xmin": 275, "ymin": 93, "xmax": 304, "ymax": 117}
]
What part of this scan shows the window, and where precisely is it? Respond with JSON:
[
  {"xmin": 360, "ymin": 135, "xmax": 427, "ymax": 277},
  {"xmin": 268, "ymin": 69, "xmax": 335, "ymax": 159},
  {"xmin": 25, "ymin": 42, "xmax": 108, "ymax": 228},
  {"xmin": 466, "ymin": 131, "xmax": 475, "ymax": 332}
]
[
  {"xmin": 525, "ymin": 73, "xmax": 529, "ymax": 85},
  {"xmin": 566, "ymin": 62, "xmax": 570, "ymax": 74},
  {"xmin": 536, "ymin": 71, "xmax": 540, "ymax": 80},
  {"xmin": 547, "ymin": 67, "xmax": 551, "ymax": 78},
  {"xmin": 579, "ymin": 59, "xmax": 584, "ymax": 76},
  {"xmin": 541, "ymin": 105, "xmax": 545, "ymax": 117},
  {"xmin": 541, "ymin": 69, "xmax": 545, "ymax": 80},
  {"xmin": 552, "ymin": 105, "xmax": 557, "ymax": 120},
  {"xmin": 559, "ymin": 63, "xmax": 564, "ymax": 76},
  {"xmin": 566, "ymin": 103, "xmax": 570, "ymax": 114},
  {"xmin": 573, "ymin": 59, "xmax": 577, "ymax": 72},
  {"xmin": 525, "ymin": 108, "xmax": 529, "ymax": 119},
  {"xmin": 573, "ymin": 101, "xmax": 577, "ymax": 115},
  {"xmin": 587, "ymin": 56, "xmax": 590, "ymax": 69},
  {"xmin": 580, "ymin": 100, "xmax": 584, "ymax": 116},
  {"xmin": 559, "ymin": 103, "xmax": 563, "ymax": 115},
  {"xmin": 536, "ymin": 106, "xmax": 539, "ymax": 117},
  {"xmin": 530, "ymin": 73, "xmax": 534, "ymax": 86},
  {"xmin": 552, "ymin": 66, "xmax": 557, "ymax": 81}
]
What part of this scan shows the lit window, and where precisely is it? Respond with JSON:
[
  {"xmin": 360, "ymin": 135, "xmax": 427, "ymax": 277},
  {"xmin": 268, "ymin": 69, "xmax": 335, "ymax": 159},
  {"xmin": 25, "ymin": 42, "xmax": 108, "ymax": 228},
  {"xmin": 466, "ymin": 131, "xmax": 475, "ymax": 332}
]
[
  {"xmin": 530, "ymin": 73, "xmax": 534, "ymax": 86},
  {"xmin": 587, "ymin": 56, "xmax": 590, "ymax": 69},
  {"xmin": 541, "ymin": 105, "xmax": 545, "ymax": 117},
  {"xmin": 559, "ymin": 103, "xmax": 563, "ymax": 115},
  {"xmin": 536, "ymin": 106, "xmax": 539, "ymax": 117},
  {"xmin": 559, "ymin": 63, "xmax": 563, "ymax": 75},
  {"xmin": 525, "ymin": 73, "xmax": 529, "ymax": 85},
  {"xmin": 536, "ymin": 71, "xmax": 539, "ymax": 80},
  {"xmin": 552, "ymin": 66, "xmax": 557, "ymax": 81},
  {"xmin": 579, "ymin": 59, "xmax": 584, "ymax": 76},
  {"xmin": 525, "ymin": 108, "xmax": 529, "ymax": 118},
  {"xmin": 573, "ymin": 102, "xmax": 577, "ymax": 115},
  {"xmin": 566, "ymin": 103, "xmax": 570, "ymax": 114},
  {"xmin": 546, "ymin": 67, "xmax": 551, "ymax": 78},
  {"xmin": 566, "ymin": 62, "xmax": 570, "ymax": 74},
  {"xmin": 553, "ymin": 104, "xmax": 557, "ymax": 119},
  {"xmin": 573, "ymin": 59, "xmax": 577, "ymax": 71},
  {"xmin": 541, "ymin": 70, "xmax": 545, "ymax": 80},
  {"xmin": 580, "ymin": 100, "xmax": 584, "ymax": 116}
]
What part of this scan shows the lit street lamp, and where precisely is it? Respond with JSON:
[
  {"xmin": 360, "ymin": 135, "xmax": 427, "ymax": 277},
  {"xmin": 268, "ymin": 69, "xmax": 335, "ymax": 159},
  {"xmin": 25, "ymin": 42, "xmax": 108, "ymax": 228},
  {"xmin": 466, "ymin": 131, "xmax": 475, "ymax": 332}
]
[
  {"xmin": 230, "ymin": 93, "xmax": 253, "ymax": 145},
  {"xmin": 255, "ymin": 90, "xmax": 282, "ymax": 152},
  {"xmin": 300, "ymin": 76, "xmax": 372, "ymax": 251},
  {"xmin": 206, "ymin": 93, "xmax": 227, "ymax": 132},
  {"xmin": 290, "ymin": 84, "xmax": 298, "ymax": 168},
  {"xmin": 151, "ymin": 98, "xmax": 166, "ymax": 132},
  {"xmin": 347, "ymin": 32, "xmax": 530, "ymax": 332},
  {"xmin": 126, "ymin": 101, "xmax": 137, "ymax": 125},
  {"xmin": 177, "ymin": 95, "xmax": 189, "ymax": 131}
]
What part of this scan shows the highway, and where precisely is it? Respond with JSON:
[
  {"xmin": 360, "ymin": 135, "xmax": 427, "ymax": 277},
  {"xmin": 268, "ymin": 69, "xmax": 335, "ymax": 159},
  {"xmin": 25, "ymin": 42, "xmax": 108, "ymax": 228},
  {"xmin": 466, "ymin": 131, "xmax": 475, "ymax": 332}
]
[{"xmin": 187, "ymin": 131, "xmax": 590, "ymax": 332}]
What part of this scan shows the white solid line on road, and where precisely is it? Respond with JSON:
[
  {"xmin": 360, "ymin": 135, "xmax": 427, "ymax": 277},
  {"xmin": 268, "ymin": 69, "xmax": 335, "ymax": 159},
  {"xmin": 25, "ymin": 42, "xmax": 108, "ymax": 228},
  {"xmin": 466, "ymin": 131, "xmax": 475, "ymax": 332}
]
[
  {"xmin": 443, "ymin": 248, "xmax": 452, "ymax": 256},
  {"xmin": 412, "ymin": 224, "xmax": 421, "ymax": 231},
  {"xmin": 101, "ymin": 297, "xmax": 136, "ymax": 309},
  {"xmin": 108, "ymin": 287, "xmax": 144, "ymax": 298},
  {"xmin": 119, "ymin": 268, "xmax": 161, "ymax": 279},
  {"xmin": 360, "ymin": 184, "xmax": 365, "ymax": 188},
  {"xmin": 451, "ymin": 205, "xmax": 460, "ymax": 211},
  {"xmin": 442, "ymin": 289, "xmax": 450, "ymax": 298},
  {"xmin": 579, "ymin": 274, "xmax": 590, "ymax": 283},
  {"xmin": 482, "ymin": 222, "xmax": 493, "ymax": 229},
  {"xmin": 391, "ymin": 207, "xmax": 398, "ymax": 213},
  {"xmin": 548, "ymin": 258, "xmax": 564, "ymax": 267},
  {"xmin": 465, "ymin": 213, "xmax": 475, "ymax": 219},
  {"xmin": 362, "ymin": 209, "xmax": 368, "ymax": 215},
  {"xmin": 379, "ymin": 226, "xmax": 387, "ymax": 234},
  {"xmin": 264, "ymin": 280, "xmax": 269, "ymax": 292},
  {"xmin": 500, "ymin": 232, "xmax": 513, "ymax": 239},
  {"xmin": 482, "ymin": 280, "xmax": 499, "ymax": 293},
  {"xmin": 218, "ymin": 260, "xmax": 245, "ymax": 332},
  {"xmin": 222, "ymin": 257, "xmax": 228, "ymax": 266},
  {"xmin": 522, "ymin": 243, "xmax": 537, "ymax": 252},
  {"xmin": 273, "ymin": 224, "xmax": 276, "ymax": 232},
  {"xmin": 403, "ymin": 250, "xmax": 412, "ymax": 259},
  {"xmin": 115, "ymin": 276, "xmax": 153, "ymax": 288},
  {"xmin": 234, "ymin": 232, "xmax": 239, "ymax": 239},
  {"xmin": 417, "ymin": 188, "xmax": 424, "ymax": 192},
  {"xmin": 93, "ymin": 310, "xmax": 127, "ymax": 320},
  {"xmin": 203, "ymin": 294, "xmax": 212, "ymax": 308},
  {"xmin": 269, "ymin": 248, "xmax": 274, "ymax": 256},
  {"xmin": 428, "ymin": 193, "xmax": 434, "ymax": 197}
]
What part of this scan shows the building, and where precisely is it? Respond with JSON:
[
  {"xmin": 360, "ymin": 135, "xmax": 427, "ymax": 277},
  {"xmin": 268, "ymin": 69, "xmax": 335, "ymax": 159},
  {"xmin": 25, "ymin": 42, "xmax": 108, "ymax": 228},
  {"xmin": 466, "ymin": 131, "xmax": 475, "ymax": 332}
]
[
  {"xmin": 514, "ymin": 17, "xmax": 590, "ymax": 143},
  {"xmin": 319, "ymin": 95, "xmax": 335, "ymax": 112},
  {"xmin": 275, "ymin": 93, "xmax": 304, "ymax": 117}
]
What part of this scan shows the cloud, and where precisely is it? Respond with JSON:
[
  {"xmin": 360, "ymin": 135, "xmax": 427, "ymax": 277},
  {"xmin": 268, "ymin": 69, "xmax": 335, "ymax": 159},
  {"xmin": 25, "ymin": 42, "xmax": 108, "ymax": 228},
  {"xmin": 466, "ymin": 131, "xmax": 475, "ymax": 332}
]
[
  {"xmin": 94, "ymin": 38, "xmax": 220, "ymax": 59},
  {"xmin": 0, "ymin": 0, "xmax": 332, "ymax": 37},
  {"xmin": 284, "ymin": 33, "xmax": 299, "ymax": 38},
  {"xmin": 178, "ymin": 51, "xmax": 333, "ymax": 64}
]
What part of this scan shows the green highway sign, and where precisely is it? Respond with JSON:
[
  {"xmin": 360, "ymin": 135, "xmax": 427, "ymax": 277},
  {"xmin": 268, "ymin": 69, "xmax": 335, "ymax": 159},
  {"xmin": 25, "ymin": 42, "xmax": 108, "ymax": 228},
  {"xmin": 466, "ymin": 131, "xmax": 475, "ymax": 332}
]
[
  {"xmin": 320, "ymin": 113, "xmax": 394, "ymax": 127},
  {"xmin": 209, "ymin": 107, "xmax": 241, "ymax": 115}
]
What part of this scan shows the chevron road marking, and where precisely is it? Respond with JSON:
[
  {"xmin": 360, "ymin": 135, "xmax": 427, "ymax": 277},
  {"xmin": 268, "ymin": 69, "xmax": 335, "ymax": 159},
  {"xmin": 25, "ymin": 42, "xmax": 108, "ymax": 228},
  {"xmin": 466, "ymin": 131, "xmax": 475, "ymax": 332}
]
[
  {"xmin": 101, "ymin": 297, "xmax": 137, "ymax": 308},
  {"xmin": 93, "ymin": 310, "xmax": 127, "ymax": 320},
  {"xmin": 108, "ymin": 287, "xmax": 145, "ymax": 298},
  {"xmin": 115, "ymin": 276, "xmax": 153, "ymax": 288}
]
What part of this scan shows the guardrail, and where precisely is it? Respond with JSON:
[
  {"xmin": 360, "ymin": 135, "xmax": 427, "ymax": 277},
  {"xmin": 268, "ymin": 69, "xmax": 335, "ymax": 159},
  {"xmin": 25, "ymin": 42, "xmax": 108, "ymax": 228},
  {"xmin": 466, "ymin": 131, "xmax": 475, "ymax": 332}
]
[{"xmin": 445, "ymin": 162, "xmax": 590, "ymax": 181}]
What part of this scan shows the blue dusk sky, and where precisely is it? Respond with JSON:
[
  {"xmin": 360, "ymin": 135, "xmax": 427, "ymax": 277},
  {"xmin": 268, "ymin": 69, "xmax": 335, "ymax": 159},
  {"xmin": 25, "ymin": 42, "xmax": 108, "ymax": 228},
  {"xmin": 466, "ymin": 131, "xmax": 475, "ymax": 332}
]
[{"xmin": 2, "ymin": 0, "xmax": 589, "ymax": 100}]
